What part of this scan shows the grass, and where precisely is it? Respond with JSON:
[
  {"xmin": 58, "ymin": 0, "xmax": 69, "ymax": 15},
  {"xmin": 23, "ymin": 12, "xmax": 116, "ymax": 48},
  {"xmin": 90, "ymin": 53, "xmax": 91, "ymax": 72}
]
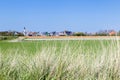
[{"xmin": 0, "ymin": 40, "xmax": 120, "ymax": 80}]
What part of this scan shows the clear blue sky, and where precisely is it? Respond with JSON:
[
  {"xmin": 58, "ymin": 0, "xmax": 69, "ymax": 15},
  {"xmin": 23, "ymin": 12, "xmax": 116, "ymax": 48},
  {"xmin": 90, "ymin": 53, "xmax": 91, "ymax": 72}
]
[{"xmin": 0, "ymin": 0, "xmax": 120, "ymax": 32}]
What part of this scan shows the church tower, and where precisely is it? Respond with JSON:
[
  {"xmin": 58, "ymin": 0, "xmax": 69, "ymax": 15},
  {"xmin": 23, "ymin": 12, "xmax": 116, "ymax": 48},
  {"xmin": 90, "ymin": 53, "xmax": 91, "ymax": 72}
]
[{"xmin": 23, "ymin": 27, "xmax": 27, "ymax": 36}]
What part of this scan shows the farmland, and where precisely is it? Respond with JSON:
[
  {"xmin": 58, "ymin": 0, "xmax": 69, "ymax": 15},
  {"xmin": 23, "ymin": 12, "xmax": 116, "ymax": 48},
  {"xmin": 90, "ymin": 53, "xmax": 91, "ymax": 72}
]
[{"xmin": 0, "ymin": 39, "xmax": 120, "ymax": 80}]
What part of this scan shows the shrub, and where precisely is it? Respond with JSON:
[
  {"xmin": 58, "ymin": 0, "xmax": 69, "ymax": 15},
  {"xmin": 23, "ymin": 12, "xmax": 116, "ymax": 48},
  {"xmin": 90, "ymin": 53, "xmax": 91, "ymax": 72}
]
[{"xmin": 73, "ymin": 32, "xmax": 86, "ymax": 36}]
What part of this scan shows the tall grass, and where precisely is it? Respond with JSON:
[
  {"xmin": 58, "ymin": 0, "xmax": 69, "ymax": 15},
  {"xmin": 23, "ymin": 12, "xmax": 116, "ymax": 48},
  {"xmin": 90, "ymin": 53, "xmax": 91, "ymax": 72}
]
[{"xmin": 0, "ymin": 40, "xmax": 120, "ymax": 80}]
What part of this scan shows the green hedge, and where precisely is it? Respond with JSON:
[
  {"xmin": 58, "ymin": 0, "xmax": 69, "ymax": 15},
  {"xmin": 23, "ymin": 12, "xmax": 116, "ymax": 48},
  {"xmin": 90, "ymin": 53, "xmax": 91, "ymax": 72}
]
[{"xmin": 0, "ymin": 36, "xmax": 18, "ymax": 41}]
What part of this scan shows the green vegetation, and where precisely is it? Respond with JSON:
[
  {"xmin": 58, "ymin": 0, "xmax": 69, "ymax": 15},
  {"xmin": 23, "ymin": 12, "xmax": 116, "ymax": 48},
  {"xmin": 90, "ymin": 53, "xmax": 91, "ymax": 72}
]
[
  {"xmin": 0, "ymin": 40, "xmax": 120, "ymax": 80},
  {"xmin": 73, "ymin": 32, "xmax": 86, "ymax": 36},
  {"xmin": 0, "ymin": 31, "xmax": 24, "ymax": 36},
  {"xmin": 0, "ymin": 36, "xmax": 18, "ymax": 41}
]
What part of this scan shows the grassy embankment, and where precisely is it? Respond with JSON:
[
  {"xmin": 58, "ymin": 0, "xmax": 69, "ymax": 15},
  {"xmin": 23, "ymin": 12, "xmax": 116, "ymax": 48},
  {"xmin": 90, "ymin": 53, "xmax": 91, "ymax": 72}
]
[{"xmin": 0, "ymin": 40, "xmax": 120, "ymax": 80}]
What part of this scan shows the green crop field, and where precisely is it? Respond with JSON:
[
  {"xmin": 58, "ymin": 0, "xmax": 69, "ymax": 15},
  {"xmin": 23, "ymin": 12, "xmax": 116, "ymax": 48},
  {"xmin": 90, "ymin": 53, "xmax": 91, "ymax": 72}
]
[{"xmin": 0, "ymin": 40, "xmax": 120, "ymax": 80}]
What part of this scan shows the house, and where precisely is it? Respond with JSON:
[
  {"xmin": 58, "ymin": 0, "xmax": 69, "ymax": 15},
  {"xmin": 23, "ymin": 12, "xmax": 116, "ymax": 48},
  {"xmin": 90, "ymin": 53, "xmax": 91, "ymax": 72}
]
[
  {"xmin": 40, "ymin": 32, "xmax": 50, "ymax": 36},
  {"xmin": 28, "ymin": 32, "xmax": 39, "ymax": 36},
  {"xmin": 58, "ymin": 30, "xmax": 73, "ymax": 36},
  {"xmin": 14, "ymin": 31, "xmax": 24, "ymax": 36},
  {"xmin": 108, "ymin": 30, "xmax": 116, "ymax": 36},
  {"xmin": 58, "ymin": 31, "xmax": 66, "ymax": 36},
  {"xmin": 50, "ymin": 31, "xmax": 57, "ymax": 36},
  {"xmin": 64, "ymin": 30, "xmax": 73, "ymax": 36}
]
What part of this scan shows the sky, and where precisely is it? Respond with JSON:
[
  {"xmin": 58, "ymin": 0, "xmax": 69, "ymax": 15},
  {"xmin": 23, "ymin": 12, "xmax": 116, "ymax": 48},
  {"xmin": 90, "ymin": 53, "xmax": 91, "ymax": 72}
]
[{"xmin": 0, "ymin": 0, "xmax": 120, "ymax": 32}]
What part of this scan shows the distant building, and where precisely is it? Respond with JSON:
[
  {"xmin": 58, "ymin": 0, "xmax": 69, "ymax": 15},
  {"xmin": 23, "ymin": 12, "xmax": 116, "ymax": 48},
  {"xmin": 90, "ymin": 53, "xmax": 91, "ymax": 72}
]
[
  {"xmin": 28, "ymin": 32, "xmax": 39, "ymax": 36},
  {"xmin": 64, "ymin": 30, "xmax": 73, "ymax": 36},
  {"xmin": 108, "ymin": 30, "xmax": 116, "ymax": 36},
  {"xmin": 58, "ymin": 30, "xmax": 73, "ymax": 36},
  {"xmin": 58, "ymin": 31, "xmax": 66, "ymax": 36},
  {"xmin": 40, "ymin": 32, "xmax": 50, "ymax": 36},
  {"xmin": 23, "ymin": 27, "xmax": 27, "ymax": 36},
  {"xmin": 50, "ymin": 31, "xmax": 57, "ymax": 36}
]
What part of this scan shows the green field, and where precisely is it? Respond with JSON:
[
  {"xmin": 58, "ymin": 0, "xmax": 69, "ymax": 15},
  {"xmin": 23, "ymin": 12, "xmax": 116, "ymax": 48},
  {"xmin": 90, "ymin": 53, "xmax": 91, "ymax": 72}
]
[{"xmin": 0, "ymin": 40, "xmax": 120, "ymax": 80}]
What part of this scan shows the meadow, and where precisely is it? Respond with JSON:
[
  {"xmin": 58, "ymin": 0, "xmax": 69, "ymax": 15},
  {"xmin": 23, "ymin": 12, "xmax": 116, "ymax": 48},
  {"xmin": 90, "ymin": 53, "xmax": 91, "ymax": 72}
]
[{"xmin": 0, "ymin": 40, "xmax": 120, "ymax": 80}]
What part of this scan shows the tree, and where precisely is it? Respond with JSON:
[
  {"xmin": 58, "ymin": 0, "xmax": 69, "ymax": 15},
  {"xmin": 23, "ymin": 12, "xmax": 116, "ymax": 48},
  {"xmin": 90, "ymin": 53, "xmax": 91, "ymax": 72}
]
[
  {"xmin": 73, "ymin": 32, "xmax": 86, "ymax": 36},
  {"xmin": 117, "ymin": 31, "xmax": 120, "ymax": 36}
]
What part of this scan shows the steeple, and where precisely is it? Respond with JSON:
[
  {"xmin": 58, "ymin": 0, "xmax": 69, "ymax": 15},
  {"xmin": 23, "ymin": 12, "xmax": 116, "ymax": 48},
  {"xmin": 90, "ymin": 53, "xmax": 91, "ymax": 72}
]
[
  {"xmin": 24, "ymin": 27, "xmax": 26, "ymax": 30},
  {"xmin": 23, "ymin": 27, "xmax": 27, "ymax": 36}
]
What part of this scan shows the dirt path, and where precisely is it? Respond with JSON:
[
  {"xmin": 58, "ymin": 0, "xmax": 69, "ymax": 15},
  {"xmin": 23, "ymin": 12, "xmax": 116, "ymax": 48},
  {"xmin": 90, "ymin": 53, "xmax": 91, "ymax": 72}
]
[{"xmin": 9, "ymin": 37, "xmax": 25, "ymax": 42}]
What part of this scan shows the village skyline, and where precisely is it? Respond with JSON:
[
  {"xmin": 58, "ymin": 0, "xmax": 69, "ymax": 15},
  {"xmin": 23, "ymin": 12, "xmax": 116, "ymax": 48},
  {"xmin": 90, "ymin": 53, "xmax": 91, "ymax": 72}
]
[{"xmin": 0, "ymin": 27, "xmax": 119, "ymax": 36}]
